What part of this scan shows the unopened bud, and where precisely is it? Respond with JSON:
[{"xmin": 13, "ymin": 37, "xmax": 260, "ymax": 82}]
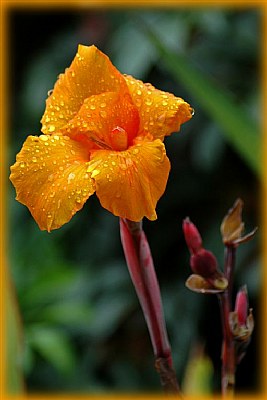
[
  {"xmin": 183, "ymin": 218, "xmax": 202, "ymax": 254},
  {"xmin": 235, "ymin": 286, "xmax": 248, "ymax": 326},
  {"xmin": 190, "ymin": 249, "xmax": 218, "ymax": 278}
]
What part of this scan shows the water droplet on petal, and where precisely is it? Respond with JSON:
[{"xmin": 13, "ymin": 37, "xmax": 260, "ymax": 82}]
[
  {"xmin": 48, "ymin": 125, "xmax": 55, "ymax": 133},
  {"xmin": 40, "ymin": 135, "xmax": 48, "ymax": 141},
  {"xmin": 67, "ymin": 172, "xmax": 76, "ymax": 184},
  {"xmin": 91, "ymin": 169, "xmax": 100, "ymax": 178}
]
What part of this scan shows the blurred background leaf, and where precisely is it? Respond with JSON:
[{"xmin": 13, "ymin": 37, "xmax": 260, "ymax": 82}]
[
  {"xmin": 143, "ymin": 25, "xmax": 261, "ymax": 176},
  {"xmin": 6, "ymin": 278, "xmax": 24, "ymax": 394},
  {"xmin": 7, "ymin": 6, "xmax": 261, "ymax": 395}
]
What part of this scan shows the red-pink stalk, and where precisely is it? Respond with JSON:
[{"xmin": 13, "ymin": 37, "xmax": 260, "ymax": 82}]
[
  {"xmin": 218, "ymin": 245, "xmax": 236, "ymax": 397},
  {"xmin": 119, "ymin": 218, "xmax": 180, "ymax": 394}
]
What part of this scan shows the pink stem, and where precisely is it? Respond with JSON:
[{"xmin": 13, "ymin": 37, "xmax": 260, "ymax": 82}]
[
  {"xmin": 219, "ymin": 246, "xmax": 237, "ymax": 397},
  {"xmin": 120, "ymin": 218, "xmax": 180, "ymax": 394}
]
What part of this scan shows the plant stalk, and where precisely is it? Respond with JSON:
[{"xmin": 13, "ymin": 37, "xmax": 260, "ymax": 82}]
[
  {"xmin": 120, "ymin": 218, "xmax": 180, "ymax": 395},
  {"xmin": 218, "ymin": 245, "xmax": 237, "ymax": 397}
]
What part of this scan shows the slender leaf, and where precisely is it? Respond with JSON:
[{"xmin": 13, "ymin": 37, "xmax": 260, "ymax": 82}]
[
  {"xmin": 144, "ymin": 27, "xmax": 262, "ymax": 177},
  {"xmin": 6, "ymin": 282, "xmax": 24, "ymax": 394}
]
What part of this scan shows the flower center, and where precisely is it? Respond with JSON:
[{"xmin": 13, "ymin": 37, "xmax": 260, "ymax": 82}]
[{"xmin": 109, "ymin": 126, "xmax": 128, "ymax": 151}]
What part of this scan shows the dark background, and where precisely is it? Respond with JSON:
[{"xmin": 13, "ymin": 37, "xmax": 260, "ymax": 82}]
[{"xmin": 7, "ymin": 6, "xmax": 261, "ymax": 395}]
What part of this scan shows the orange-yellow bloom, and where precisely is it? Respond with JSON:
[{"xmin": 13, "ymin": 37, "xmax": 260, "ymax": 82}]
[{"xmin": 10, "ymin": 45, "xmax": 193, "ymax": 231}]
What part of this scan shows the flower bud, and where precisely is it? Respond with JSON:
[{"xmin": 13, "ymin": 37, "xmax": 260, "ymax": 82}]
[
  {"xmin": 183, "ymin": 218, "xmax": 202, "ymax": 254},
  {"xmin": 235, "ymin": 286, "xmax": 248, "ymax": 326},
  {"xmin": 190, "ymin": 249, "xmax": 218, "ymax": 278}
]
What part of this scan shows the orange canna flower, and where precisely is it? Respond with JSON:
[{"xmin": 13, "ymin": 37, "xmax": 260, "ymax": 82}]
[{"xmin": 10, "ymin": 45, "xmax": 193, "ymax": 232}]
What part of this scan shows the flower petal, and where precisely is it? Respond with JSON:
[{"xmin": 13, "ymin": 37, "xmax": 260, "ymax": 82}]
[
  {"xmin": 41, "ymin": 45, "xmax": 127, "ymax": 134},
  {"xmin": 10, "ymin": 134, "xmax": 95, "ymax": 231},
  {"xmin": 124, "ymin": 75, "xmax": 193, "ymax": 140},
  {"xmin": 88, "ymin": 139, "xmax": 170, "ymax": 221},
  {"xmin": 62, "ymin": 89, "xmax": 140, "ymax": 151}
]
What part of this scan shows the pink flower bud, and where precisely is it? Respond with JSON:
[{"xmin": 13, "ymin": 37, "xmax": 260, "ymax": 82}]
[
  {"xmin": 190, "ymin": 248, "xmax": 218, "ymax": 278},
  {"xmin": 183, "ymin": 218, "xmax": 202, "ymax": 254},
  {"xmin": 235, "ymin": 286, "xmax": 248, "ymax": 326}
]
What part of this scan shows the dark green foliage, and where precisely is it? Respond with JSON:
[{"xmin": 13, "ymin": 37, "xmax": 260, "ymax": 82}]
[{"xmin": 7, "ymin": 7, "xmax": 261, "ymax": 394}]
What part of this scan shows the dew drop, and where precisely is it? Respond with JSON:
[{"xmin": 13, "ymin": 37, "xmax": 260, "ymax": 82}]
[
  {"xmin": 32, "ymin": 157, "xmax": 37, "ymax": 162},
  {"xmin": 19, "ymin": 162, "xmax": 25, "ymax": 168},
  {"xmin": 133, "ymin": 148, "xmax": 139, "ymax": 154},
  {"xmin": 100, "ymin": 111, "xmax": 107, "ymax": 118},
  {"xmin": 71, "ymin": 150, "xmax": 76, "ymax": 155},
  {"xmin": 111, "ymin": 161, "xmax": 116, "ymax": 166},
  {"xmin": 49, "ymin": 191, "xmax": 55, "ymax": 198},
  {"xmin": 91, "ymin": 169, "xmax": 100, "ymax": 178},
  {"xmin": 48, "ymin": 174, "xmax": 54, "ymax": 182},
  {"xmin": 100, "ymin": 102, "xmax": 106, "ymax": 108},
  {"xmin": 40, "ymin": 135, "xmax": 49, "ymax": 141},
  {"xmin": 90, "ymin": 104, "xmax": 96, "ymax": 110},
  {"xmin": 48, "ymin": 125, "xmax": 55, "ymax": 133},
  {"xmin": 68, "ymin": 172, "xmax": 76, "ymax": 184},
  {"xmin": 137, "ymin": 90, "xmax": 142, "ymax": 96},
  {"xmin": 162, "ymin": 101, "xmax": 168, "ymax": 106}
]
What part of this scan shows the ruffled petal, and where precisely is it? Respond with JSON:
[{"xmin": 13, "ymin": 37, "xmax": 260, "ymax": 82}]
[
  {"xmin": 124, "ymin": 75, "xmax": 193, "ymax": 141},
  {"xmin": 88, "ymin": 139, "xmax": 170, "ymax": 221},
  {"xmin": 41, "ymin": 45, "xmax": 127, "ymax": 134},
  {"xmin": 10, "ymin": 134, "xmax": 95, "ymax": 231},
  {"xmin": 62, "ymin": 89, "xmax": 140, "ymax": 151}
]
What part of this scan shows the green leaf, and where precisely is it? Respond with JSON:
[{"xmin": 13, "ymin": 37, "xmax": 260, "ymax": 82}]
[
  {"xmin": 5, "ymin": 281, "xmax": 24, "ymax": 394},
  {"xmin": 144, "ymin": 27, "xmax": 262, "ymax": 177},
  {"xmin": 38, "ymin": 301, "xmax": 92, "ymax": 327},
  {"xmin": 26, "ymin": 325, "xmax": 76, "ymax": 375},
  {"xmin": 182, "ymin": 349, "xmax": 214, "ymax": 395}
]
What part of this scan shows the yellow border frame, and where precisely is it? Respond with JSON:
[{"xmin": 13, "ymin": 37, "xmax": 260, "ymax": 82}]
[{"xmin": 1, "ymin": 1, "xmax": 266, "ymax": 400}]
